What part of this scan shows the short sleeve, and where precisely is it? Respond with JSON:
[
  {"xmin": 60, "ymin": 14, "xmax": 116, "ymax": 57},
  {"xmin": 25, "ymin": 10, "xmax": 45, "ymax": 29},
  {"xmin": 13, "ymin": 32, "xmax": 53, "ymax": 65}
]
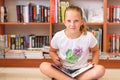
[
  {"xmin": 89, "ymin": 33, "xmax": 98, "ymax": 48},
  {"xmin": 50, "ymin": 33, "xmax": 58, "ymax": 49}
]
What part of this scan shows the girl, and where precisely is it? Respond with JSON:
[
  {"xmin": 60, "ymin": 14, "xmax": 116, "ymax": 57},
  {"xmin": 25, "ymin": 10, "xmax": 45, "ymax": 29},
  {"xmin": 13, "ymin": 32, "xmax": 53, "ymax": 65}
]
[{"xmin": 40, "ymin": 5, "xmax": 105, "ymax": 80}]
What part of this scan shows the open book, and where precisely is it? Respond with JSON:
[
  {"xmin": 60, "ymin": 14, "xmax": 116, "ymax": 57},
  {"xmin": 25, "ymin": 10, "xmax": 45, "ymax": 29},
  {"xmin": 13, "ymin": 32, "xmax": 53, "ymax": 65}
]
[{"xmin": 51, "ymin": 63, "xmax": 94, "ymax": 78}]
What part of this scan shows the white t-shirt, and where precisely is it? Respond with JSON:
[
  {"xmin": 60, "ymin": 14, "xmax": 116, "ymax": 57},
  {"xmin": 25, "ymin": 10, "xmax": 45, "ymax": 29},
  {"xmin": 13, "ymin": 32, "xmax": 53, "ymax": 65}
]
[{"xmin": 51, "ymin": 30, "xmax": 97, "ymax": 70}]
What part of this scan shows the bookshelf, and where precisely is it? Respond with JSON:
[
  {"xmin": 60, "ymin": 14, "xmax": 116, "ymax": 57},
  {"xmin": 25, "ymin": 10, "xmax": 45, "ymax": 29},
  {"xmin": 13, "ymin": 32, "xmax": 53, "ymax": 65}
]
[
  {"xmin": 0, "ymin": 0, "xmax": 52, "ymax": 67},
  {"xmin": 0, "ymin": 0, "xmax": 120, "ymax": 68}
]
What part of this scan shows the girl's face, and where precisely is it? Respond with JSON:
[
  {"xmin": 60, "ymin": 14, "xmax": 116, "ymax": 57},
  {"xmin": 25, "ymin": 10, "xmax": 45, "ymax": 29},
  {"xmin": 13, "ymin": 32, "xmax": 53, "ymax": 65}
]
[{"xmin": 64, "ymin": 10, "xmax": 83, "ymax": 34}]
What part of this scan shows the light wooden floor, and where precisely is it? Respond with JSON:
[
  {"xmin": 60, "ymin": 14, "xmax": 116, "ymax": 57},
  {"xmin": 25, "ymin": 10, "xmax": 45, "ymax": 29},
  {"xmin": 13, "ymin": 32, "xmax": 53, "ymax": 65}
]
[{"xmin": 0, "ymin": 67, "xmax": 120, "ymax": 80}]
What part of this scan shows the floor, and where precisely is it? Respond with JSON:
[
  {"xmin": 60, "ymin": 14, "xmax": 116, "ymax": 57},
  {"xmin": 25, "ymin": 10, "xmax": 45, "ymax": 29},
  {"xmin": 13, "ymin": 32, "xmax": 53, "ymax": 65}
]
[{"xmin": 0, "ymin": 67, "xmax": 120, "ymax": 80}]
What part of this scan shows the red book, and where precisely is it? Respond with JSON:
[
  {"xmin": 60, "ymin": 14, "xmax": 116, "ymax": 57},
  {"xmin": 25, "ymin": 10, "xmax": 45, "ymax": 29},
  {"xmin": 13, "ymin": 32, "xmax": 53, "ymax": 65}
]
[
  {"xmin": 109, "ymin": 6, "xmax": 114, "ymax": 22},
  {"xmin": 33, "ymin": 5, "xmax": 37, "ymax": 22},
  {"xmin": 50, "ymin": 0, "xmax": 55, "ymax": 23}
]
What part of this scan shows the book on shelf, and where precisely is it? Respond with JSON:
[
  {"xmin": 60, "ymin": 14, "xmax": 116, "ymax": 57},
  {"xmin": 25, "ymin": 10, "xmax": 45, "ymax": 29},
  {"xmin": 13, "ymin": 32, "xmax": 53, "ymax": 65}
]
[
  {"xmin": 0, "ymin": 6, "xmax": 8, "ymax": 22},
  {"xmin": 5, "ymin": 50, "xmax": 25, "ymax": 59},
  {"xmin": 51, "ymin": 63, "xmax": 94, "ymax": 78},
  {"xmin": 106, "ymin": 52, "xmax": 120, "ymax": 60},
  {"xmin": 0, "ymin": 34, "xmax": 49, "ymax": 50},
  {"xmin": 2, "ymin": 47, "xmax": 50, "ymax": 59},
  {"xmin": 81, "ymin": 7, "xmax": 88, "ymax": 22},
  {"xmin": 107, "ymin": 6, "xmax": 120, "ymax": 22},
  {"xmin": 43, "ymin": 53, "xmax": 51, "ymax": 59},
  {"xmin": 50, "ymin": 0, "xmax": 55, "ymax": 23},
  {"xmin": 88, "ymin": 7, "xmax": 103, "ymax": 23},
  {"xmin": 50, "ymin": 0, "xmax": 69, "ymax": 23},
  {"xmin": 88, "ymin": 27, "xmax": 103, "ymax": 52},
  {"xmin": 107, "ymin": 34, "xmax": 120, "ymax": 54},
  {"xmin": 0, "ymin": 48, "xmax": 5, "ymax": 59},
  {"xmin": 24, "ymin": 50, "xmax": 44, "ymax": 59},
  {"xmin": 60, "ymin": 1, "xmax": 69, "ymax": 23},
  {"xmin": 16, "ymin": 3, "xmax": 50, "ymax": 23}
]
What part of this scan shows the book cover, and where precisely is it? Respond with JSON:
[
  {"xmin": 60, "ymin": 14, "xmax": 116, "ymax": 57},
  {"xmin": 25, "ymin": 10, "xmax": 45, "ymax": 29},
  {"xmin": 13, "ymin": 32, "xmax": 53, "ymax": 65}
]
[
  {"xmin": 88, "ymin": 7, "xmax": 103, "ymax": 23},
  {"xmin": 51, "ymin": 63, "xmax": 94, "ymax": 78}
]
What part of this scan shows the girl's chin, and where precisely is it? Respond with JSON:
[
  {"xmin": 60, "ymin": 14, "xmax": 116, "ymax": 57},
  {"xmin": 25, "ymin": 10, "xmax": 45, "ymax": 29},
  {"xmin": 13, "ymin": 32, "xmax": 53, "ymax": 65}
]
[{"xmin": 70, "ymin": 30, "xmax": 76, "ymax": 33}]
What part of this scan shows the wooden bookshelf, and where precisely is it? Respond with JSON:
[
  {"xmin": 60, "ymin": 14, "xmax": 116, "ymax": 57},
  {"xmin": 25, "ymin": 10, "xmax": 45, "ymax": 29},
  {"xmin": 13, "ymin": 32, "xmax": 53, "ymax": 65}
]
[
  {"xmin": 0, "ymin": 0, "xmax": 120, "ymax": 68},
  {"xmin": 0, "ymin": 22, "xmax": 50, "ymax": 25}
]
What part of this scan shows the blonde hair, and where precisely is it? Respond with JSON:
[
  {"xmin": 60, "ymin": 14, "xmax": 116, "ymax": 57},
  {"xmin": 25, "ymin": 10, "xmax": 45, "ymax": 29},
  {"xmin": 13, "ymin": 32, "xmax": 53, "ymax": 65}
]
[{"xmin": 64, "ymin": 5, "xmax": 87, "ymax": 34}]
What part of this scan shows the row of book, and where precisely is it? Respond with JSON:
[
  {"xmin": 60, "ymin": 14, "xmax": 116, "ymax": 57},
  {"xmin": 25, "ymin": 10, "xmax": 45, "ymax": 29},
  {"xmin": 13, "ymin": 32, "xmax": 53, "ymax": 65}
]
[
  {"xmin": 108, "ymin": 6, "xmax": 120, "ymax": 22},
  {"xmin": 16, "ymin": 3, "xmax": 50, "ymax": 23},
  {"xmin": 50, "ymin": 0, "xmax": 69, "ymax": 23},
  {"xmin": 0, "ymin": 3, "xmax": 50, "ymax": 23},
  {"xmin": 87, "ymin": 7, "xmax": 103, "ymax": 23},
  {"xmin": 0, "ymin": 34, "xmax": 49, "ymax": 50},
  {"xmin": 89, "ymin": 52, "xmax": 120, "ymax": 60},
  {"xmin": 0, "ymin": 48, "xmax": 51, "ymax": 59},
  {"xmin": 0, "ymin": 6, "xmax": 8, "ymax": 22},
  {"xmin": 1, "ymin": 48, "xmax": 120, "ymax": 60},
  {"xmin": 51, "ymin": 0, "xmax": 103, "ymax": 23},
  {"xmin": 107, "ymin": 34, "xmax": 120, "ymax": 53},
  {"xmin": 1, "ymin": 1, "xmax": 104, "ymax": 23},
  {"xmin": 88, "ymin": 28, "xmax": 103, "ymax": 51}
]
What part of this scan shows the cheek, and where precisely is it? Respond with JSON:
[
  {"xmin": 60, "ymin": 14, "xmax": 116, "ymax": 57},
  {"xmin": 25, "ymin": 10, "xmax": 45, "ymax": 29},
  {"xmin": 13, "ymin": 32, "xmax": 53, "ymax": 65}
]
[
  {"xmin": 64, "ymin": 22, "xmax": 69, "ymax": 28},
  {"xmin": 76, "ymin": 23, "xmax": 82, "ymax": 28}
]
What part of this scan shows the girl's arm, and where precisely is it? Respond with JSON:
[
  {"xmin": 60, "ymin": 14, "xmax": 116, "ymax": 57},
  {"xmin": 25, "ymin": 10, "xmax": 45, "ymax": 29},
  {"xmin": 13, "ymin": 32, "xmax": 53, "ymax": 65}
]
[
  {"xmin": 49, "ymin": 46, "xmax": 62, "ymax": 66},
  {"xmin": 90, "ymin": 44, "xmax": 100, "ymax": 64}
]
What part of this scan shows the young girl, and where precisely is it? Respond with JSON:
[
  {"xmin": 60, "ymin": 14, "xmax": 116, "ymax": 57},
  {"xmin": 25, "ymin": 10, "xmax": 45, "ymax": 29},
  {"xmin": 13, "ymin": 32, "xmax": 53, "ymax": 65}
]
[{"xmin": 40, "ymin": 5, "xmax": 105, "ymax": 80}]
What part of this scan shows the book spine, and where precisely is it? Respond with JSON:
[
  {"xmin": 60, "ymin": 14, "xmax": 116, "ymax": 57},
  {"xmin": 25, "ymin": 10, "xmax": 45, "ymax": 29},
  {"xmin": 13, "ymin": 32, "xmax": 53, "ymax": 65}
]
[
  {"xmin": 24, "ymin": 5, "xmax": 29, "ymax": 23},
  {"xmin": 36, "ymin": 5, "xmax": 40, "ymax": 22},
  {"xmin": 0, "ymin": 6, "xmax": 4, "ymax": 22},
  {"xmin": 29, "ymin": 3, "xmax": 33, "ymax": 22},
  {"xmin": 10, "ymin": 35, "xmax": 16, "ymax": 50},
  {"xmin": 50, "ymin": 0, "xmax": 55, "ymax": 23},
  {"xmin": 41, "ymin": 6, "xmax": 45, "ymax": 22},
  {"xmin": 33, "ymin": 5, "xmax": 37, "ymax": 22}
]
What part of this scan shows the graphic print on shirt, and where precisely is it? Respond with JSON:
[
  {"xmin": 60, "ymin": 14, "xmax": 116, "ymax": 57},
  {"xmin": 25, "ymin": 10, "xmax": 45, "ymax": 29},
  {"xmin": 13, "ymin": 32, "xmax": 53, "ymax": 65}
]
[{"xmin": 66, "ymin": 46, "xmax": 83, "ymax": 64}]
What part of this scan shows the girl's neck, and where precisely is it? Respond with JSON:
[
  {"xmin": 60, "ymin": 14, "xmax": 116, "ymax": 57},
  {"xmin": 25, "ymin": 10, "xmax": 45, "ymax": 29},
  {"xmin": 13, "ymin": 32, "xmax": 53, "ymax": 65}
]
[{"xmin": 65, "ymin": 29, "xmax": 82, "ymax": 39}]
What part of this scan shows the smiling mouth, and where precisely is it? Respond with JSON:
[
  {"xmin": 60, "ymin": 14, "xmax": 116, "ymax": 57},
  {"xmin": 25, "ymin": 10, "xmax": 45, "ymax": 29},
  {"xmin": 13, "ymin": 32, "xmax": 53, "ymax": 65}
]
[{"xmin": 70, "ymin": 28, "xmax": 75, "ymax": 29}]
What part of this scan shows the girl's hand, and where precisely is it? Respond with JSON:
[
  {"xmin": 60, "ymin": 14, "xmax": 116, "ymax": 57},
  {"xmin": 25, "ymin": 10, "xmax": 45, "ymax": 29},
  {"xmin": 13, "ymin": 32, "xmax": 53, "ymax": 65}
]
[{"xmin": 53, "ymin": 57, "xmax": 62, "ymax": 67}]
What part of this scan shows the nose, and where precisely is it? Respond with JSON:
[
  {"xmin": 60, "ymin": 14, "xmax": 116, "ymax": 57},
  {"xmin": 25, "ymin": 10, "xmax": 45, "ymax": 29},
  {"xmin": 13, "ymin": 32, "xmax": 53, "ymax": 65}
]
[{"xmin": 70, "ymin": 21, "xmax": 75, "ymax": 26}]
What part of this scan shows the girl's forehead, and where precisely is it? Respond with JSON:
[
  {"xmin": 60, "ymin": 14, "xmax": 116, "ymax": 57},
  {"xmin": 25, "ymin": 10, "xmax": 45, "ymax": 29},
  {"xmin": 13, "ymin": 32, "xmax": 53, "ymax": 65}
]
[
  {"xmin": 65, "ymin": 10, "xmax": 81, "ymax": 18},
  {"xmin": 65, "ymin": 10, "xmax": 81, "ymax": 15},
  {"xmin": 66, "ymin": 9, "xmax": 79, "ymax": 13}
]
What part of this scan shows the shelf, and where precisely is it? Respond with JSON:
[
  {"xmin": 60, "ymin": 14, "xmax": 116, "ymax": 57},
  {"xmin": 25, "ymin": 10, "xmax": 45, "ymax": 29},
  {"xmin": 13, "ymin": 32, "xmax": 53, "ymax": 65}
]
[
  {"xmin": 0, "ymin": 59, "xmax": 52, "ymax": 67},
  {"xmin": 107, "ymin": 22, "xmax": 120, "ymax": 25},
  {"xmin": 86, "ymin": 22, "xmax": 103, "ymax": 26},
  {"xmin": 0, "ymin": 59, "xmax": 120, "ymax": 68},
  {"xmin": 0, "ymin": 22, "xmax": 50, "ymax": 25},
  {"xmin": 99, "ymin": 59, "xmax": 120, "ymax": 68}
]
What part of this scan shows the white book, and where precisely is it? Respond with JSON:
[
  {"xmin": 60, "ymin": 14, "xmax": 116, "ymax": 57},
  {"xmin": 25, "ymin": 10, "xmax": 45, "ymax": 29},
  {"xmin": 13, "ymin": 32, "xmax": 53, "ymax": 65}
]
[
  {"xmin": 0, "ymin": 6, "xmax": 4, "ymax": 22},
  {"xmin": 88, "ymin": 7, "xmax": 103, "ymax": 23},
  {"xmin": 24, "ymin": 51, "xmax": 44, "ymax": 59},
  {"xmin": 51, "ymin": 63, "xmax": 94, "ymax": 78},
  {"xmin": 23, "ymin": 5, "xmax": 29, "ymax": 23}
]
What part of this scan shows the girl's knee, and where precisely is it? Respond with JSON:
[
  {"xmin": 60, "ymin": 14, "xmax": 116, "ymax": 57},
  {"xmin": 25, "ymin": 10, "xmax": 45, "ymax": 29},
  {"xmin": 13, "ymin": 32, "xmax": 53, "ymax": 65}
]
[
  {"xmin": 39, "ymin": 62, "xmax": 50, "ymax": 72},
  {"xmin": 98, "ymin": 65, "xmax": 105, "ymax": 73},
  {"xmin": 95, "ymin": 65, "xmax": 105, "ymax": 77}
]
